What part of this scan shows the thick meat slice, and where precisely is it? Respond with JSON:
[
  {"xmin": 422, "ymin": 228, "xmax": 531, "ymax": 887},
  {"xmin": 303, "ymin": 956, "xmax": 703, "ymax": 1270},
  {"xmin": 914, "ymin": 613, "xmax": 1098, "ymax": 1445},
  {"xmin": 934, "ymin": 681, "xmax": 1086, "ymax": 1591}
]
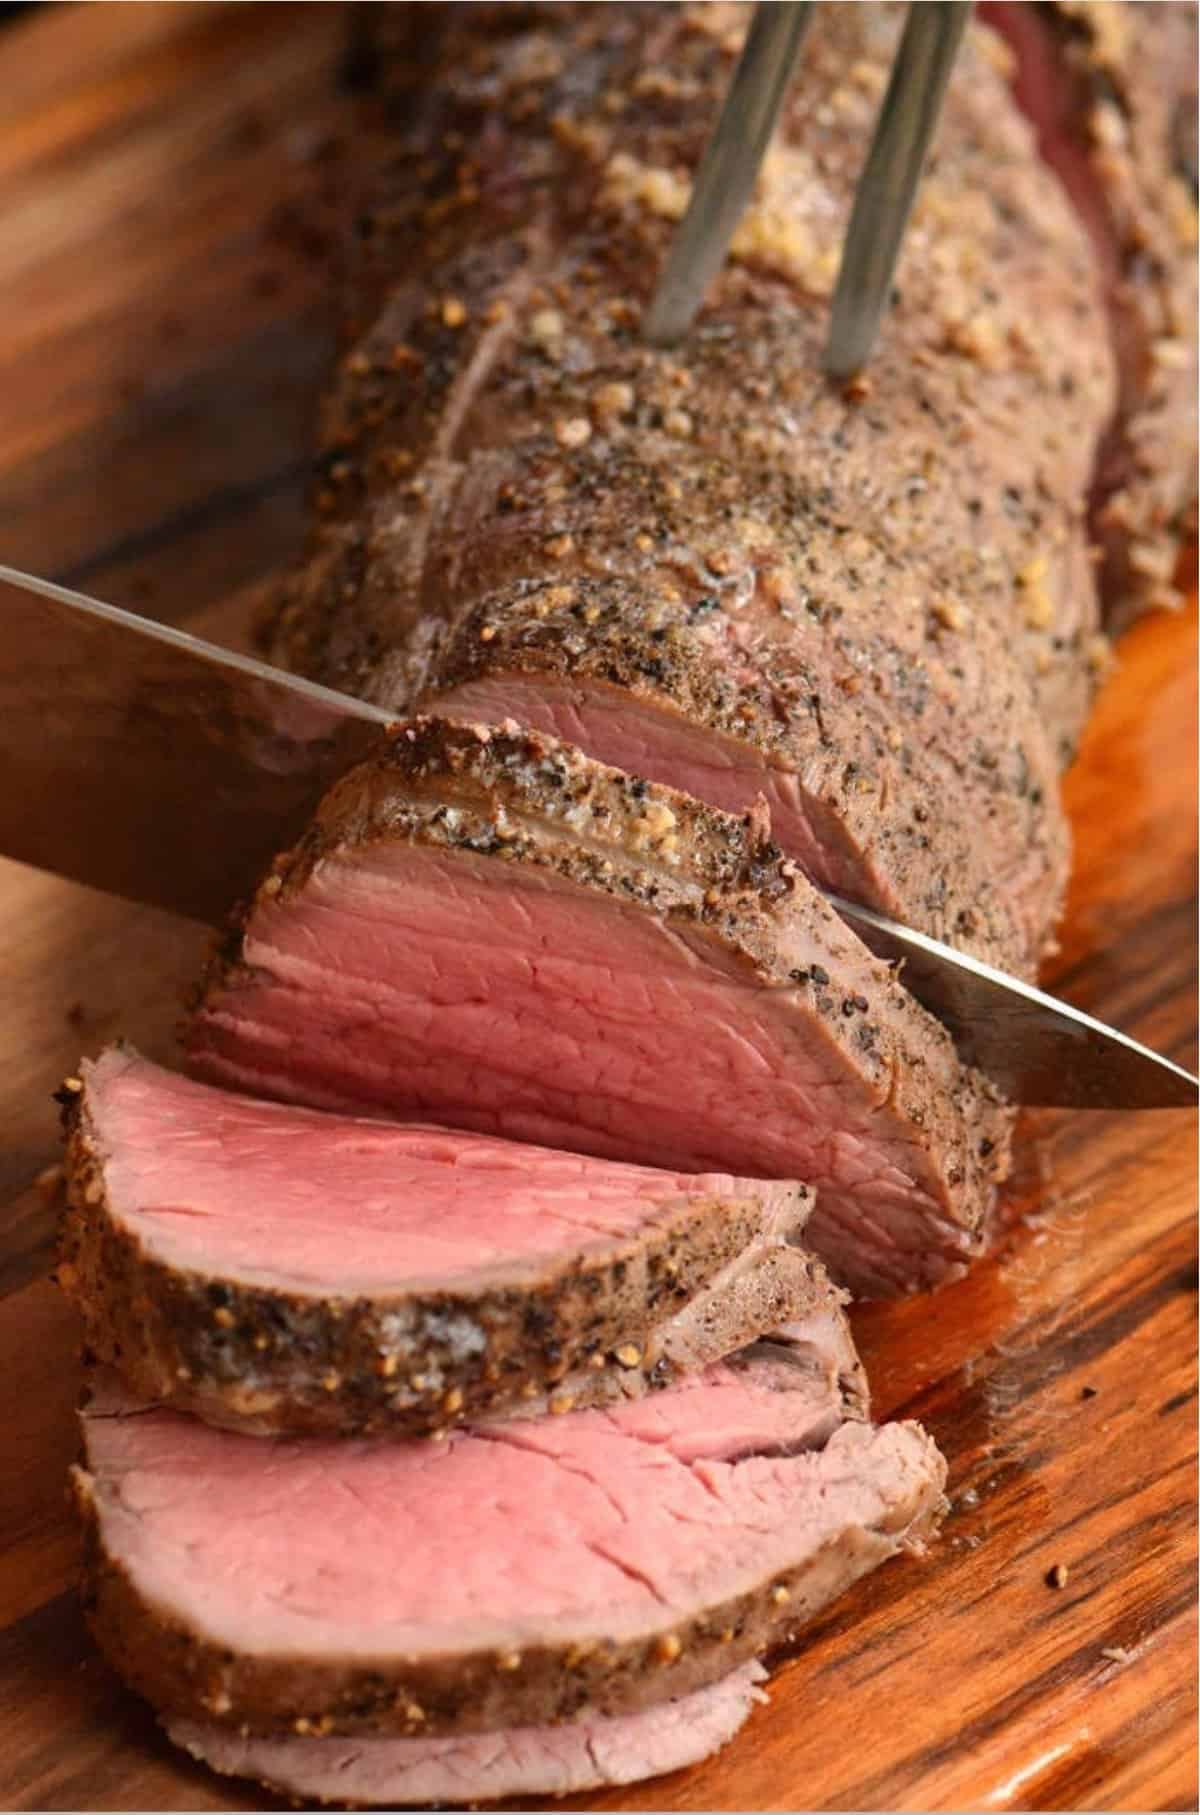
[
  {"xmin": 169, "ymin": 1662, "xmax": 767, "ymax": 1806},
  {"xmin": 188, "ymin": 719, "xmax": 1010, "ymax": 1297},
  {"xmin": 59, "ymin": 1046, "xmax": 829, "ymax": 1438},
  {"xmin": 261, "ymin": 2, "xmax": 1124, "ymax": 974},
  {"xmin": 76, "ymin": 1335, "xmax": 945, "ymax": 1737}
]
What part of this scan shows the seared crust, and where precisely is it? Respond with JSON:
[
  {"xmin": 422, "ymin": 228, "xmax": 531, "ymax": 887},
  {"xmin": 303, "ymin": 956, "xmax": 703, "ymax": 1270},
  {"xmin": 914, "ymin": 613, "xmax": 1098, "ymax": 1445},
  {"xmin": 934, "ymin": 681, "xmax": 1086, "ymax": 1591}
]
[
  {"xmin": 165, "ymin": 1662, "xmax": 769, "ymax": 1808},
  {"xmin": 1043, "ymin": 2, "xmax": 1198, "ymax": 623},
  {"xmin": 240, "ymin": 714, "xmax": 844, "ymax": 918},
  {"xmin": 258, "ymin": 2, "xmax": 1134, "ymax": 976},
  {"xmin": 191, "ymin": 717, "xmax": 1012, "ymax": 1294},
  {"xmin": 74, "ymin": 1394, "xmax": 944, "ymax": 1738},
  {"xmin": 426, "ymin": 567, "xmax": 1068, "ymax": 979},
  {"xmin": 59, "ymin": 1065, "xmax": 820, "ymax": 1438}
]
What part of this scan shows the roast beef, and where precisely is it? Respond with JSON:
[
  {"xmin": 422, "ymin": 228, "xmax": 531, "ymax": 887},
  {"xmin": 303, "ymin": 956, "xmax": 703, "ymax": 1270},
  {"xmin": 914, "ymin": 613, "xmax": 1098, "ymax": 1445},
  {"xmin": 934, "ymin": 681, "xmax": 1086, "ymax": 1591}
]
[
  {"xmin": 54, "ymin": 5, "xmax": 1198, "ymax": 1806},
  {"xmin": 258, "ymin": 0, "xmax": 1139, "ymax": 978},
  {"xmin": 188, "ymin": 718, "xmax": 1009, "ymax": 1298},
  {"xmin": 981, "ymin": 2, "xmax": 1198, "ymax": 625},
  {"xmin": 59, "ymin": 1046, "xmax": 835, "ymax": 1437},
  {"xmin": 76, "ymin": 1331, "xmax": 945, "ymax": 1737},
  {"xmin": 169, "ymin": 1661, "xmax": 767, "ymax": 1806}
]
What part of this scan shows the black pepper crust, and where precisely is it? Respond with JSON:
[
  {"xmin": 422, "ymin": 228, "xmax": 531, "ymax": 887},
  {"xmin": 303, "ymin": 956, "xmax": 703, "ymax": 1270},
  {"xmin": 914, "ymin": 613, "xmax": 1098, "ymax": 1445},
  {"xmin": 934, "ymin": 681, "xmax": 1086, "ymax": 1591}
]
[
  {"xmin": 58, "ymin": 1061, "xmax": 823, "ymax": 1439},
  {"xmin": 1028, "ymin": 2, "xmax": 1198, "ymax": 627},
  {"xmin": 74, "ymin": 1386, "xmax": 945, "ymax": 1739},
  {"xmin": 190, "ymin": 716, "xmax": 1012, "ymax": 1296},
  {"xmin": 427, "ymin": 562, "xmax": 1067, "ymax": 976},
  {"xmin": 251, "ymin": 0, "xmax": 1177, "ymax": 980}
]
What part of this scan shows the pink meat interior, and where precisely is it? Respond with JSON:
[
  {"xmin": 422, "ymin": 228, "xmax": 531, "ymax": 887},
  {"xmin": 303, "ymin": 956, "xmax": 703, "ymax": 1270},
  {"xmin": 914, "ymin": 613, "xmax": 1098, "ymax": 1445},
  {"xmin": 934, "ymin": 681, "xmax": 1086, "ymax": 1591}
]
[
  {"xmin": 438, "ymin": 675, "xmax": 1054, "ymax": 969},
  {"xmin": 86, "ymin": 1049, "xmax": 769, "ymax": 1295},
  {"xmin": 84, "ymin": 1361, "xmax": 927, "ymax": 1659},
  {"xmin": 433, "ymin": 674, "xmax": 866, "ymax": 898},
  {"xmin": 189, "ymin": 844, "xmax": 944, "ymax": 1254}
]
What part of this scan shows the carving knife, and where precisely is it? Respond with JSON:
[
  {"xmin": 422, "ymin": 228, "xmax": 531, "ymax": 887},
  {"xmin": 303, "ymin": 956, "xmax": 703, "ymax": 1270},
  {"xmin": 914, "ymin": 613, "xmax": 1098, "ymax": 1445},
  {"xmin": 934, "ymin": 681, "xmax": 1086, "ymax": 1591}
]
[{"xmin": 0, "ymin": 563, "xmax": 1194, "ymax": 1110}]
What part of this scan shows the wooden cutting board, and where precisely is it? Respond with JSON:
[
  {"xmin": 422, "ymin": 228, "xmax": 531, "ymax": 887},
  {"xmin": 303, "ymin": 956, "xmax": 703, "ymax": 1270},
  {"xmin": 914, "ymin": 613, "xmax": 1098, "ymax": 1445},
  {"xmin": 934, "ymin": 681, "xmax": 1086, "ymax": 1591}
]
[{"xmin": 0, "ymin": 7, "xmax": 1194, "ymax": 1811}]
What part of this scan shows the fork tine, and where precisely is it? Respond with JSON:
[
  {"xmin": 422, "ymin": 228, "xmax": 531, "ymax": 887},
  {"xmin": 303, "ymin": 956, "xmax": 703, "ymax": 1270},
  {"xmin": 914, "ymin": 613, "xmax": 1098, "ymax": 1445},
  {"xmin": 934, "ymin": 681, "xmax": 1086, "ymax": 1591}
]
[
  {"xmin": 825, "ymin": 1, "xmax": 972, "ymax": 379},
  {"xmin": 643, "ymin": 1, "xmax": 813, "ymax": 346}
]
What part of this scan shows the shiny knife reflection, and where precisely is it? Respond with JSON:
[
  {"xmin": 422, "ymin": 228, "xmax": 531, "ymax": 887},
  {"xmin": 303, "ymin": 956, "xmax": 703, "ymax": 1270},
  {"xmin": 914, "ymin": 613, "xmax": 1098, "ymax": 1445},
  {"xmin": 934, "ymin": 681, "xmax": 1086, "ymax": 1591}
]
[{"xmin": 0, "ymin": 563, "xmax": 1194, "ymax": 1110}]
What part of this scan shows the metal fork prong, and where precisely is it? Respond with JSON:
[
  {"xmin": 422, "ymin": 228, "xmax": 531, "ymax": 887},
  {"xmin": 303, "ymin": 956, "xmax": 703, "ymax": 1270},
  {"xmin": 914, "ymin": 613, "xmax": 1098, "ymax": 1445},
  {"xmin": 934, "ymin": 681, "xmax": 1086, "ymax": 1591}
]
[
  {"xmin": 643, "ymin": 1, "xmax": 813, "ymax": 346},
  {"xmin": 824, "ymin": 1, "xmax": 972, "ymax": 379}
]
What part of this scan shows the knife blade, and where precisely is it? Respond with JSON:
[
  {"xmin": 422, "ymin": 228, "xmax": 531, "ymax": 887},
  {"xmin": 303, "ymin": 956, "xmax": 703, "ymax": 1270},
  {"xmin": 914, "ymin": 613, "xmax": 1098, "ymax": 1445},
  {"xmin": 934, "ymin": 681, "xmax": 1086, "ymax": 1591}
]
[
  {"xmin": 0, "ymin": 563, "xmax": 1194, "ymax": 1109},
  {"xmin": 0, "ymin": 563, "xmax": 392, "ymax": 924}
]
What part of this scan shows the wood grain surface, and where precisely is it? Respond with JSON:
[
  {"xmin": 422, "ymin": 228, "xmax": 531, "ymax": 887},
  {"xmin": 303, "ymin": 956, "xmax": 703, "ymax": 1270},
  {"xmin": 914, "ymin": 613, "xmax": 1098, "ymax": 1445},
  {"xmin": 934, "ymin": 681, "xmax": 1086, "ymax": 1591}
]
[{"xmin": 0, "ymin": 7, "xmax": 1195, "ymax": 1811}]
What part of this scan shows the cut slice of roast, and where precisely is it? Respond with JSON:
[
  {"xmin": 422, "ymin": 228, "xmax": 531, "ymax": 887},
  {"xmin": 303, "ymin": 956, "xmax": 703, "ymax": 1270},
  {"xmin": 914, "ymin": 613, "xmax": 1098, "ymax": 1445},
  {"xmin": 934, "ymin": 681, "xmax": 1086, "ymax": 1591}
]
[
  {"xmin": 75, "ymin": 1335, "xmax": 945, "ymax": 1737},
  {"xmin": 262, "ymin": 2, "xmax": 1130, "ymax": 975},
  {"xmin": 169, "ymin": 1662, "xmax": 767, "ymax": 1807},
  {"xmin": 58, "ymin": 1046, "xmax": 829, "ymax": 1438},
  {"xmin": 188, "ymin": 719, "xmax": 1010, "ymax": 1297}
]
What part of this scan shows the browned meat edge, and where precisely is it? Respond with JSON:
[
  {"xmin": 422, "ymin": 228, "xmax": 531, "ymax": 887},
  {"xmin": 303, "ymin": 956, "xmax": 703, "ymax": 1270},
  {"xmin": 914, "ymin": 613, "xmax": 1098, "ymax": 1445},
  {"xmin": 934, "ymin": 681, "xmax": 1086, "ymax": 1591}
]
[
  {"xmin": 165, "ymin": 1662, "xmax": 769, "ymax": 1808},
  {"xmin": 59, "ymin": 1069, "xmax": 831, "ymax": 1437},
  {"xmin": 255, "ymin": 1, "xmax": 1131, "ymax": 980},
  {"xmin": 190, "ymin": 716, "xmax": 1013, "ymax": 1295},
  {"xmin": 983, "ymin": 1, "xmax": 1197, "ymax": 625},
  {"xmin": 73, "ymin": 1414, "xmax": 943, "ymax": 1738}
]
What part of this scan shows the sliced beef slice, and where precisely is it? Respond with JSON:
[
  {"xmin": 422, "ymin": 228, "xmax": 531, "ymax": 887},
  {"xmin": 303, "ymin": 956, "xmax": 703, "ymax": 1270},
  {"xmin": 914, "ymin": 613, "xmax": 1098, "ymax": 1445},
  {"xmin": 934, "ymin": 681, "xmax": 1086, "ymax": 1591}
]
[
  {"xmin": 59, "ymin": 1045, "xmax": 828, "ymax": 1438},
  {"xmin": 169, "ymin": 1661, "xmax": 767, "ymax": 1807},
  {"xmin": 260, "ymin": 2, "xmax": 1127, "ymax": 974},
  {"xmin": 76, "ymin": 1332, "xmax": 945, "ymax": 1737},
  {"xmin": 188, "ymin": 719, "xmax": 1010, "ymax": 1297}
]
